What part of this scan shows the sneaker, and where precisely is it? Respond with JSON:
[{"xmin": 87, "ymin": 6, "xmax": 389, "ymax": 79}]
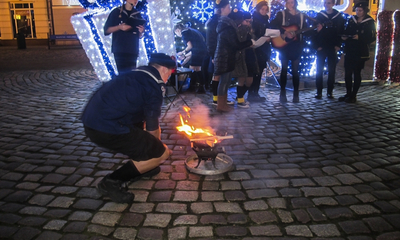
[
  {"xmin": 237, "ymin": 102, "xmax": 250, "ymax": 108},
  {"xmin": 130, "ymin": 167, "xmax": 161, "ymax": 182},
  {"xmin": 97, "ymin": 175, "xmax": 134, "ymax": 203},
  {"xmin": 213, "ymin": 100, "xmax": 234, "ymax": 105}
]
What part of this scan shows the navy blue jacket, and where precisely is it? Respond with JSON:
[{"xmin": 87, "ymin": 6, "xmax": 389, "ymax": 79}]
[
  {"xmin": 104, "ymin": 6, "xmax": 144, "ymax": 55},
  {"xmin": 81, "ymin": 66, "xmax": 165, "ymax": 134},
  {"xmin": 312, "ymin": 9, "xmax": 345, "ymax": 50}
]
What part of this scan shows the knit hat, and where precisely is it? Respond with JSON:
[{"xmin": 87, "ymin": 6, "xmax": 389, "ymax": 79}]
[
  {"xmin": 215, "ymin": 0, "xmax": 229, "ymax": 8},
  {"xmin": 149, "ymin": 53, "xmax": 176, "ymax": 69},
  {"xmin": 242, "ymin": 11, "xmax": 251, "ymax": 20},
  {"xmin": 228, "ymin": 9, "xmax": 244, "ymax": 25}
]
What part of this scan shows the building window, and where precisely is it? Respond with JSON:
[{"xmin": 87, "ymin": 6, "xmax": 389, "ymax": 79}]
[{"xmin": 10, "ymin": 3, "xmax": 36, "ymax": 38}]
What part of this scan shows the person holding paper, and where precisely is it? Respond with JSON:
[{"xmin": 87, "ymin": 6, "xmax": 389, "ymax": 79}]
[
  {"xmin": 213, "ymin": 9, "xmax": 253, "ymax": 112},
  {"xmin": 104, "ymin": 0, "xmax": 145, "ymax": 74},
  {"xmin": 248, "ymin": 1, "xmax": 272, "ymax": 103}
]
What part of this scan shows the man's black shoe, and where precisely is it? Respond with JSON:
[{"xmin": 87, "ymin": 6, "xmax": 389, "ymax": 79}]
[
  {"xmin": 327, "ymin": 93, "xmax": 334, "ymax": 99},
  {"xmin": 97, "ymin": 175, "xmax": 134, "ymax": 203},
  {"xmin": 196, "ymin": 85, "xmax": 206, "ymax": 94},
  {"xmin": 338, "ymin": 95, "xmax": 348, "ymax": 102},
  {"xmin": 345, "ymin": 97, "xmax": 357, "ymax": 103},
  {"xmin": 248, "ymin": 95, "xmax": 266, "ymax": 102},
  {"xmin": 131, "ymin": 166, "xmax": 161, "ymax": 182},
  {"xmin": 314, "ymin": 93, "xmax": 322, "ymax": 99}
]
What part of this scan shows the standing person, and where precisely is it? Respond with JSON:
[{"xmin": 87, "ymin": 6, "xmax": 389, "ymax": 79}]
[
  {"xmin": 271, "ymin": 0, "xmax": 307, "ymax": 103},
  {"xmin": 248, "ymin": 1, "xmax": 271, "ymax": 102},
  {"xmin": 104, "ymin": 0, "xmax": 145, "ymax": 75},
  {"xmin": 206, "ymin": 0, "xmax": 234, "ymax": 105},
  {"xmin": 214, "ymin": 9, "xmax": 253, "ymax": 112},
  {"xmin": 232, "ymin": 11, "xmax": 259, "ymax": 108},
  {"xmin": 81, "ymin": 53, "xmax": 175, "ymax": 203},
  {"xmin": 174, "ymin": 23, "xmax": 208, "ymax": 93},
  {"xmin": 313, "ymin": 0, "xmax": 345, "ymax": 99},
  {"xmin": 340, "ymin": 2, "xmax": 376, "ymax": 103}
]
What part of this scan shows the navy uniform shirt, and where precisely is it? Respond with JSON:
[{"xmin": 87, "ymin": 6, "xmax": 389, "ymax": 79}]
[{"xmin": 81, "ymin": 66, "xmax": 165, "ymax": 134}]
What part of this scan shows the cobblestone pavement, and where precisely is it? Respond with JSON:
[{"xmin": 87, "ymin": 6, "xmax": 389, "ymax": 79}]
[{"xmin": 1, "ymin": 47, "xmax": 400, "ymax": 240}]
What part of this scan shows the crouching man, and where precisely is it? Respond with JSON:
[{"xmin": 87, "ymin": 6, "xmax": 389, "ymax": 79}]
[{"xmin": 81, "ymin": 53, "xmax": 175, "ymax": 203}]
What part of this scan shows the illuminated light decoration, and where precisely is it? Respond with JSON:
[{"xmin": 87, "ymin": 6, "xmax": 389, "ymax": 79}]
[
  {"xmin": 389, "ymin": 10, "xmax": 400, "ymax": 82},
  {"xmin": 374, "ymin": 10, "xmax": 394, "ymax": 81},
  {"xmin": 72, "ymin": 0, "xmax": 175, "ymax": 81},
  {"xmin": 192, "ymin": 0, "xmax": 214, "ymax": 23},
  {"xmin": 241, "ymin": 0, "xmax": 254, "ymax": 13}
]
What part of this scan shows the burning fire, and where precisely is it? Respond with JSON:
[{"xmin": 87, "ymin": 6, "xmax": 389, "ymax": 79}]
[{"xmin": 176, "ymin": 106, "xmax": 216, "ymax": 141}]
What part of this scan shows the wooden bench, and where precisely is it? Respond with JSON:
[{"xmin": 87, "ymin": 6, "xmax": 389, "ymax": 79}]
[{"xmin": 48, "ymin": 34, "xmax": 80, "ymax": 49}]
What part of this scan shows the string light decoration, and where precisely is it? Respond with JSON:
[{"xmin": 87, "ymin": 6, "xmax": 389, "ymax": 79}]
[
  {"xmin": 192, "ymin": 0, "xmax": 214, "ymax": 23},
  {"xmin": 389, "ymin": 10, "xmax": 400, "ymax": 83},
  {"xmin": 374, "ymin": 10, "xmax": 394, "ymax": 81},
  {"xmin": 71, "ymin": 0, "xmax": 175, "ymax": 81}
]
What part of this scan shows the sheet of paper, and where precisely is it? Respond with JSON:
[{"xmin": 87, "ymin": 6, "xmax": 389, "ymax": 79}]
[{"xmin": 265, "ymin": 29, "xmax": 281, "ymax": 38}]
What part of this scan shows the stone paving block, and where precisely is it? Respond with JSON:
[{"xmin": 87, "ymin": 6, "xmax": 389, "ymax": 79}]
[
  {"xmin": 44, "ymin": 220, "xmax": 68, "ymax": 230},
  {"xmin": 227, "ymin": 213, "xmax": 248, "ymax": 224},
  {"xmin": 291, "ymin": 178, "xmax": 316, "ymax": 187},
  {"xmin": 52, "ymin": 186, "xmax": 78, "ymax": 194},
  {"xmin": 279, "ymin": 188, "xmax": 302, "ymax": 197},
  {"xmin": 91, "ymin": 212, "xmax": 121, "ymax": 227},
  {"xmin": 18, "ymin": 216, "xmax": 47, "ymax": 226},
  {"xmin": 63, "ymin": 221, "xmax": 87, "ymax": 233},
  {"xmin": 190, "ymin": 202, "xmax": 213, "ymax": 214},
  {"xmin": 301, "ymin": 187, "xmax": 335, "ymax": 197},
  {"xmin": 356, "ymin": 193, "xmax": 377, "ymax": 203},
  {"xmin": 312, "ymin": 197, "xmax": 338, "ymax": 206},
  {"xmin": 247, "ymin": 189, "xmax": 279, "ymax": 199},
  {"xmin": 156, "ymin": 203, "xmax": 187, "ymax": 213},
  {"xmin": 249, "ymin": 211, "xmax": 277, "ymax": 224},
  {"xmin": 201, "ymin": 191, "xmax": 224, "ymax": 201},
  {"xmin": 119, "ymin": 213, "xmax": 144, "ymax": 227},
  {"xmin": 355, "ymin": 172, "xmax": 382, "ymax": 182},
  {"xmin": 313, "ymin": 176, "xmax": 341, "ymax": 186},
  {"xmin": 68, "ymin": 211, "xmax": 93, "ymax": 221},
  {"xmin": 168, "ymin": 226, "xmax": 187, "ymax": 240},
  {"xmin": 154, "ymin": 180, "xmax": 176, "ymax": 189},
  {"xmin": 339, "ymin": 220, "xmax": 371, "ymax": 234},
  {"xmin": 324, "ymin": 207, "xmax": 353, "ymax": 219},
  {"xmin": 249, "ymin": 225, "xmax": 282, "ymax": 236},
  {"xmin": 148, "ymin": 191, "xmax": 172, "ymax": 202},
  {"xmin": 249, "ymin": 169, "xmax": 279, "ymax": 178},
  {"xmin": 276, "ymin": 168, "xmax": 305, "ymax": 177},
  {"xmin": 19, "ymin": 206, "xmax": 47, "ymax": 215},
  {"xmin": 371, "ymin": 190, "xmax": 398, "ymax": 200},
  {"xmin": 363, "ymin": 216, "xmax": 394, "ymax": 232},
  {"xmin": 29, "ymin": 194, "xmax": 55, "ymax": 206},
  {"xmin": 200, "ymin": 214, "xmax": 227, "ymax": 225},
  {"xmin": 376, "ymin": 231, "xmax": 400, "ymax": 240},
  {"xmin": 214, "ymin": 202, "xmax": 243, "ymax": 213},
  {"xmin": 48, "ymin": 196, "xmax": 75, "ymax": 208},
  {"xmin": 309, "ymin": 224, "xmax": 341, "ymax": 237},
  {"xmin": 2, "ymin": 172, "xmax": 24, "ymax": 181},
  {"xmin": 72, "ymin": 198, "xmax": 102, "ymax": 210},
  {"xmin": 87, "ymin": 224, "xmax": 114, "ymax": 236},
  {"xmin": 143, "ymin": 213, "xmax": 171, "ymax": 227},
  {"xmin": 99, "ymin": 202, "xmax": 128, "ymax": 212},
  {"xmin": 36, "ymin": 231, "xmax": 63, "ymax": 240},
  {"xmin": 336, "ymin": 195, "xmax": 360, "ymax": 205},
  {"xmin": 0, "ymin": 203, "xmax": 25, "ymax": 213},
  {"xmin": 277, "ymin": 209, "xmax": 293, "ymax": 223},
  {"xmin": 188, "ymin": 226, "xmax": 213, "ymax": 238},
  {"xmin": 292, "ymin": 209, "xmax": 311, "ymax": 223},
  {"xmin": 15, "ymin": 182, "xmax": 40, "ymax": 190},
  {"xmin": 350, "ymin": 204, "xmax": 381, "ymax": 215},
  {"xmin": 225, "ymin": 190, "xmax": 246, "ymax": 201},
  {"xmin": 228, "ymin": 171, "xmax": 251, "ymax": 180},
  {"xmin": 333, "ymin": 186, "xmax": 360, "ymax": 195},
  {"xmin": 220, "ymin": 181, "xmax": 241, "ymax": 190},
  {"xmin": 241, "ymin": 180, "xmax": 266, "ymax": 189},
  {"xmin": 173, "ymin": 215, "xmax": 198, "ymax": 226},
  {"xmin": 285, "ymin": 225, "xmax": 313, "ymax": 237},
  {"xmin": 201, "ymin": 181, "xmax": 219, "ymax": 190},
  {"xmin": 291, "ymin": 197, "xmax": 315, "ymax": 208},
  {"xmin": 243, "ymin": 200, "xmax": 269, "ymax": 211},
  {"xmin": 264, "ymin": 179, "xmax": 289, "ymax": 188},
  {"xmin": 137, "ymin": 228, "xmax": 164, "ymax": 240},
  {"xmin": 129, "ymin": 203, "xmax": 155, "ymax": 213},
  {"xmin": 175, "ymin": 181, "xmax": 198, "ymax": 190},
  {"xmin": 215, "ymin": 226, "xmax": 247, "ymax": 237},
  {"xmin": 373, "ymin": 201, "xmax": 399, "ymax": 213},
  {"xmin": 41, "ymin": 173, "xmax": 66, "ymax": 184},
  {"xmin": 4, "ymin": 190, "xmax": 33, "ymax": 202},
  {"xmin": 371, "ymin": 169, "xmax": 398, "ymax": 181},
  {"xmin": 173, "ymin": 191, "xmax": 198, "ymax": 202},
  {"xmin": 12, "ymin": 227, "xmax": 41, "ymax": 240},
  {"xmin": 267, "ymin": 198, "xmax": 287, "ymax": 209},
  {"xmin": 0, "ymin": 226, "xmax": 19, "ymax": 238}
]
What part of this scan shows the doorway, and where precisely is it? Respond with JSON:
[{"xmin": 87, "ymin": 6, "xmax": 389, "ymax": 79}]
[{"xmin": 10, "ymin": 3, "xmax": 36, "ymax": 38}]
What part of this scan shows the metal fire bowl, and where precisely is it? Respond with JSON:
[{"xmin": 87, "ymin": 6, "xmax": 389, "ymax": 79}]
[{"xmin": 185, "ymin": 153, "xmax": 234, "ymax": 175}]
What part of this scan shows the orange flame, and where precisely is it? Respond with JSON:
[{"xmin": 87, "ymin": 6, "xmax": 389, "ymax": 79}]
[{"xmin": 176, "ymin": 107, "xmax": 217, "ymax": 144}]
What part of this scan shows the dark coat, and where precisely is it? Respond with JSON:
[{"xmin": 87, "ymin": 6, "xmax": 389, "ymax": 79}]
[
  {"xmin": 312, "ymin": 9, "xmax": 345, "ymax": 50},
  {"xmin": 214, "ymin": 16, "xmax": 253, "ymax": 75},
  {"xmin": 206, "ymin": 14, "xmax": 220, "ymax": 59},
  {"xmin": 343, "ymin": 14, "xmax": 376, "ymax": 60},
  {"xmin": 104, "ymin": 6, "xmax": 144, "ymax": 55},
  {"xmin": 252, "ymin": 11, "xmax": 271, "ymax": 63}
]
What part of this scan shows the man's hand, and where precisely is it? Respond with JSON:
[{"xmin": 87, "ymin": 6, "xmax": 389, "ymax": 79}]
[
  {"xmin": 119, "ymin": 23, "xmax": 132, "ymax": 31},
  {"xmin": 284, "ymin": 30, "xmax": 296, "ymax": 39},
  {"xmin": 352, "ymin": 34, "xmax": 359, "ymax": 40}
]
